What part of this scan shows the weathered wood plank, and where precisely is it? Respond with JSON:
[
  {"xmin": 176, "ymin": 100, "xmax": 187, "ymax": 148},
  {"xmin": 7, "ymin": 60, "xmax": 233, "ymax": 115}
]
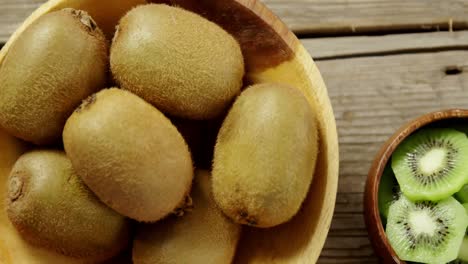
[
  {"xmin": 324, "ymin": 50, "xmax": 468, "ymax": 196},
  {"xmin": 3, "ymin": 0, "xmax": 468, "ymax": 43},
  {"xmin": 264, "ymin": 0, "xmax": 468, "ymax": 34},
  {"xmin": 335, "ymin": 193, "xmax": 363, "ymax": 213},
  {"xmin": 316, "ymin": 50, "xmax": 468, "ymax": 263},
  {"xmin": 303, "ymin": 31, "xmax": 468, "ymax": 60}
]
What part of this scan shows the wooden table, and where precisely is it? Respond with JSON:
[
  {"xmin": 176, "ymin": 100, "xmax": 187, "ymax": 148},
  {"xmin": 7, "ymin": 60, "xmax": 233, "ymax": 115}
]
[{"xmin": 3, "ymin": 1, "xmax": 468, "ymax": 263}]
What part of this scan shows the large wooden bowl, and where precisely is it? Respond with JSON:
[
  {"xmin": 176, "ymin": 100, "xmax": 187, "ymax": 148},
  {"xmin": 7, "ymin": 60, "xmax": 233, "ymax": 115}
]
[
  {"xmin": 0, "ymin": 0, "xmax": 339, "ymax": 263},
  {"xmin": 364, "ymin": 109, "xmax": 468, "ymax": 264}
]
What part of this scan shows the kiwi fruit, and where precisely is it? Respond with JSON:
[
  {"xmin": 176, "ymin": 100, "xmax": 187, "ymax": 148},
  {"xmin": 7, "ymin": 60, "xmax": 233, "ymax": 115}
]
[
  {"xmin": 212, "ymin": 83, "xmax": 318, "ymax": 228},
  {"xmin": 459, "ymin": 235, "xmax": 468, "ymax": 262},
  {"xmin": 0, "ymin": 130, "xmax": 27, "ymax": 224},
  {"xmin": 446, "ymin": 204, "xmax": 468, "ymax": 264},
  {"xmin": 450, "ymin": 123, "xmax": 468, "ymax": 137},
  {"xmin": 0, "ymin": 8, "xmax": 108, "ymax": 145},
  {"xmin": 110, "ymin": 4, "xmax": 244, "ymax": 120},
  {"xmin": 455, "ymin": 185, "xmax": 468, "ymax": 204},
  {"xmin": 0, "ymin": 133, "xmax": 84, "ymax": 264},
  {"xmin": 133, "ymin": 170, "xmax": 241, "ymax": 264},
  {"xmin": 63, "ymin": 88, "xmax": 193, "ymax": 222},
  {"xmin": 392, "ymin": 128, "xmax": 468, "ymax": 202},
  {"xmin": 378, "ymin": 164, "xmax": 400, "ymax": 224},
  {"xmin": 1, "ymin": 217, "xmax": 91, "ymax": 264},
  {"xmin": 457, "ymin": 204, "xmax": 468, "ymax": 262},
  {"xmin": 386, "ymin": 195, "xmax": 468, "ymax": 263},
  {"xmin": 6, "ymin": 150, "xmax": 130, "ymax": 261}
]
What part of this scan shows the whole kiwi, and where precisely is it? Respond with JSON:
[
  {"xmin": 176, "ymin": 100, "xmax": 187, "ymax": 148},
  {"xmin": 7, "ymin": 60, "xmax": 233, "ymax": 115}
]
[
  {"xmin": 133, "ymin": 170, "xmax": 241, "ymax": 264},
  {"xmin": 0, "ymin": 145, "xmax": 103, "ymax": 264},
  {"xmin": 63, "ymin": 88, "xmax": 194, "ymax": 222},
  {"xmin": 6, "ymin": 150, "xmax": 131, "ymax": 261},
  {"xmin": 0, "ymin": 8, "xmax": 108, "ymax": 145},
  {"xmin": 212, "ymin": 83, "xmax": 319, "ymax": 228},
  {"xmin": 110, "ymin": 4, "xmax": 244, "ymax": 120},
  {"xmin": 0, "ymin": 129, "xmax": 27, "ymax": 222}
]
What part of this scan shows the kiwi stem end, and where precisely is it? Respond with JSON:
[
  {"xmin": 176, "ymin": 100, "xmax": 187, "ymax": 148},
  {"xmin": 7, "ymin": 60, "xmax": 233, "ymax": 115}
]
[{"xmin": 9, "ymin": 174, "xmax": 24, "ymax": 202}]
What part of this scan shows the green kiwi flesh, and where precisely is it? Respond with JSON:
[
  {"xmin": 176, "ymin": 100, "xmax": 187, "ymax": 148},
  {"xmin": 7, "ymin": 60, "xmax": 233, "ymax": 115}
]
[
  {"xmin": 392, "ymin": 128, "xmax": 468, "ymax": 201},
  {"xmin": 378, "ymin": 164, "xmax": 400, "ymax": 225},
  {"xmin": 0, "ymin": 8, "xmax": 108, "ymax": 145},
  {"xmin": 133, "ymin": 170, "xmax": 241, "ymax": 264},
  {"xmin": 458, "ymin": 204, "xmax": 468, "ymax": 262},
  {"xmin": 386, "ymin": 195, "xmax": 468, "ymax": 263},
  {"xmin": 455, "ymin": 185, "xmax": 468, "ymax": 204},
  {"xmin": 6, "ymin": 150, "xmax": 131, "ymax": 260},
  {"xmin": 212, "ymin": 83, "xmax": 318, "ymax": 228},
  {"xmin": 63, "ymin": 88, "xmax": 193, "ymax": 222},
  {"xmin": 110, "ymin": 4, "xmax": 244, "ymax": 120},
  {"xmin": 459, "ymin": 232, "xmax": 468, "ymax": 262}
]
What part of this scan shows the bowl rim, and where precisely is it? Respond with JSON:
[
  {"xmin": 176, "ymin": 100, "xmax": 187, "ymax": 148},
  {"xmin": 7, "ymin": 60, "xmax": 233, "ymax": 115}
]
[
  {"xmin": 0, "ymin": 0, "xmax": 340, "ymax": 262},
  {"xmin": 364, "ymin": 108, "xmax": 468, "ymax": 264}
]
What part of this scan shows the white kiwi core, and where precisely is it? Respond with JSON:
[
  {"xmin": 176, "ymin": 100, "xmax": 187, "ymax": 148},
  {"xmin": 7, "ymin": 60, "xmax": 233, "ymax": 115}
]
[
  {"xmin": 409, "ymin": 210, "xmax": 436, "ymax": 236},
  {"xmin": 419, "ymin": 148, "xmax": 446, "ymax": 175}
]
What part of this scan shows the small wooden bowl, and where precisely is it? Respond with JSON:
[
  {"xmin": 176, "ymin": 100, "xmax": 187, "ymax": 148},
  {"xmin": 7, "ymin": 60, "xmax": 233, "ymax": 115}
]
[
  {"xmin": 364, "ymin": 109, "xmax": 468, "ymax": 264},
  {"xmin": 0, "ymin": 0, "xmax": 339, "ymax": 263}
]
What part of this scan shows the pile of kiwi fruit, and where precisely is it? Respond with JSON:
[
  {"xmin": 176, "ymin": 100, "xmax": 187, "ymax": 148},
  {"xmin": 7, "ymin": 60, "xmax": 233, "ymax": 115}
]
[
  {"xmin": 378, "ymin": 127, "xmax": 468, "ymax": 263},
  {"xmin": 0, "ymin": 4, "xmax": 319, "ymax": 263}
]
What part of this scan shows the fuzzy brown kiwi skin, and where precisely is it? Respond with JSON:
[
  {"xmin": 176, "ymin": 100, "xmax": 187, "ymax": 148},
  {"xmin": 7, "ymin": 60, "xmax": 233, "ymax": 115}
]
[
  {"xmin": 133, "ymin": 170, "xmax": 241, "ymax": 264},
  {"xmin": 6, "ymin": 150, "xmax": 131, "ymax": 261},
  {"xmin": 0, "ymin": 8, "xmax": 108, "ymax": 145},
  {"xmin": 212, "ymin": 83, "xmax": 319, "ymax": 228},
  {"xmin": 110, "ymin": 4, "xmax": 245, "ymax": 120},
  {"xmin": 63, "ymin": 88, "xmax": 194, "ymax": 223}
]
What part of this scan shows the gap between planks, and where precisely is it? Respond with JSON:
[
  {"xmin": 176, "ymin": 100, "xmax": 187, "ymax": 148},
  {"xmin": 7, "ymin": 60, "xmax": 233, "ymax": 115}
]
[
  {"xmin": 263, "ymin": 0, "xmax": 468, "ymax": 35},
  {"xmin": 302, "ymin": 30, "xmax": 468, "ymax": 60}
]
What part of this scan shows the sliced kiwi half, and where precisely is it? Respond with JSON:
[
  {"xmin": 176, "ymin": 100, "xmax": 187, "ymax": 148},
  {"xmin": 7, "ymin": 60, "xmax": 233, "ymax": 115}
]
[
  {"xmin": 458, "ymin": 235, "xmax": 468, "ymax": 263},
  {"xmin": 455, "ymin": 185, "xmax": 468, "ymax": 204},
  {"xmin": 386, "ymin": 195, "xmax": 468, "ymax": 263},
  {"xmin": 378, "ymin": 164, "xmax": 400, "ymax": 225},
  {"xmin": 461, "ymin": 239, "xmax": 468, "ymax": 263},
  {"xmin": 457, "ymin": 204, "xmax": 468, "ymax": 262},
  {"xmin": 392, "ymin": 128, "xmax": 468, "ymax": 201}
]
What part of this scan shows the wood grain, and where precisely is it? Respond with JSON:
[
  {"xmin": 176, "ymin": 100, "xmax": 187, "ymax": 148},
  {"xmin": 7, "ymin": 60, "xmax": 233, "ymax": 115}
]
[
  {"xmin": 3, "ymin": 0, "xmax": 468, "ymax": 43},
  {"xmin": 263, "ymin": 0, "xmax": 468, "ymax": 35},
  {"xmin": 314, "ymin": 50, "xmax": 468, "ymax": 263},
  {"xmin": 303, "ymin": 31, "xmax": 468, "ymax": 60}
]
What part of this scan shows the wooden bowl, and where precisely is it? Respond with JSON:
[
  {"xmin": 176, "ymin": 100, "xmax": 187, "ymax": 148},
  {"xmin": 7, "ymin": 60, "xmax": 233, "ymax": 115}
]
[
  {"xmin": 364, "ymin": 109, "xmax": 468, "ymax": 264},
  {"xmin": 0, "ymin": 0, "xmax": 339, "ymax": 263}
]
